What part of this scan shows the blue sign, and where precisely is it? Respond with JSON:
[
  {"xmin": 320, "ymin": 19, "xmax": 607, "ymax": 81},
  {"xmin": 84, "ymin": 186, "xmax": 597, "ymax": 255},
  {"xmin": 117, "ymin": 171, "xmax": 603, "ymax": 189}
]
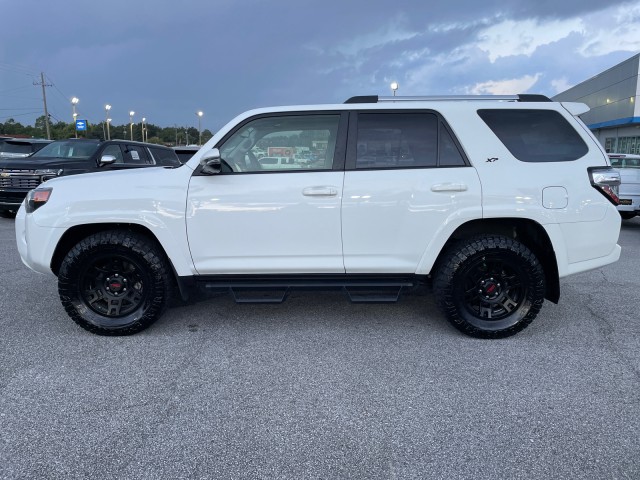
[{"xmin": 75, "ymin": 119, "xmax": 87, "ymax": 131}]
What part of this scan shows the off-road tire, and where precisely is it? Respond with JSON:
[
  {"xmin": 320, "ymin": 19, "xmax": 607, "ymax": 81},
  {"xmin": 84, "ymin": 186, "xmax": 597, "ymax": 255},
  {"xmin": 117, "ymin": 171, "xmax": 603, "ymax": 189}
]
[
  {"xmin": 58, "ymin": 230, "xmax": 171, "ymax": 336},
  {"xmin": 433, "ymin": 235, "xmax": 545, "ymax": 339}
]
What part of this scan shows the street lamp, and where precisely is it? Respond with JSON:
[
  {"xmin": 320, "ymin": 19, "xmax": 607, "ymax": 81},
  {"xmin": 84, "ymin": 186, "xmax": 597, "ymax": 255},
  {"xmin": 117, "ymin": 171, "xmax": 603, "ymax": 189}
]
[
  {"xmin": 129, "ymin": 111, "xmax": 135, "ymax": 141},
  {"xmin": 71, "ymin": 97, "xmax": 79, "ymax": 138},
  {"xmin": 105, "ymin": 104, "xmax": 112, "ymax": 140},
  {"xmin": 196, "ymin": 110, "xmax": 203, "ymax": 145},
  {"xmin": 390, "ymin": 82, "xmax": 399, "ymax": 96},
  {"xmin": 141, "ymin": 117, "xmax": 146, "ymax": 142}
]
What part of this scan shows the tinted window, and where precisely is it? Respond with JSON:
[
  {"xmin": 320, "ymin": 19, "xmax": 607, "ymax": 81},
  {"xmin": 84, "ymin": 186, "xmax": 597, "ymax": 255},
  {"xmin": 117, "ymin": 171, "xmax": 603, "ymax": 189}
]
[
  {"xmin": 439, "ymin": 122, "xmax": 466, "ymax": 166},
  {"xmin": 478, "ymin": 109, "xmax": 588, "ymax": 162},
  {"xmin": 0, "ymin": 141, "xmax": 33, "ymax": 154},
  {"xmin": 218, "ymin": 114, "xmax": 340, "ymax": 173},
  {"xmin": 356, "ymin": 113, "xmax": 438, "ymax": 169},
  {"xmin": 123, "ymin": 145, "xmax": 150, "ymax": 164},
  {"xmin": 148, "ymin": 146, "xmax": 180, "ymax": 166},
  {"xmin": 173, "ymin": 148, "xmax": 198, "ymax": 163},
  {"xmin": 102, "ymin": 145, "xmax": 125, "ymax": 163}
]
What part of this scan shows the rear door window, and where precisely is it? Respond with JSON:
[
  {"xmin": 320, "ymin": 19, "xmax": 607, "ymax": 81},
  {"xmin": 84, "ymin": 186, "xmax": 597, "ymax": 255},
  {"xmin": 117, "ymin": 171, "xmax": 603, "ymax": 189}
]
[
  {"xmin": 123, "ymin": 145, "xmax": 151, "ymax": 164},
  {"xmin": 478, "ymin": 109, "xmax": 588, "ymax": 162},
  {"xmin": 350, "ymin": 112, "xmax": 467, "ymax": 169}
]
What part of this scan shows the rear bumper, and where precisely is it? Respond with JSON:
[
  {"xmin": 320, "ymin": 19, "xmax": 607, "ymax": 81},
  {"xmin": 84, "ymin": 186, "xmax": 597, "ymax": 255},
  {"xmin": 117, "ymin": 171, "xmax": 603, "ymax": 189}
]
[
  {"xmin": 546, "ymin": 205, "xmax": 622, "ymax": 278},
  {"xmin": 616, "ymin": 193, "xmax": 640, "ymax": 212}
]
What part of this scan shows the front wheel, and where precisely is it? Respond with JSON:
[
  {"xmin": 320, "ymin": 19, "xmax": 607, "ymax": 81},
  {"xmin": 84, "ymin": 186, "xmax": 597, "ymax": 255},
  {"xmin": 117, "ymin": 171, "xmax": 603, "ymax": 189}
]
[
  {"xmin": 620, "ymin": 211, "xmax": 636, "ymax": 220},
  {"xmin": 58, "ymin": 231, "xmax": 171, "ymax": 335},
  {"xmin": 433, "ymin": 235, "xmax": 545, "ymax": 338}
]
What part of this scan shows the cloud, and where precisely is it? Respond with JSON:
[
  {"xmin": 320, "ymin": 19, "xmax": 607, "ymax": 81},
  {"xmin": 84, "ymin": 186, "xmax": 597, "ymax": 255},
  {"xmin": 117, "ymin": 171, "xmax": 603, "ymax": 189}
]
[
  {"xmin": 477, "ymin": 18, "xmax": 584, "ymax": 62},
  {"xmin": 467, "ymin": 74, "xmax": 542, "ymax": 94},
  {"xmin": 329, "ymin": 15, "xmax": 419, "ymax": 57},
  {"xmin": 577, "ymin": 2, "xmax": 640, "ymax": 56},
  {"xmin": 551, "ymin": 77, "xmax": 572, "ymax": 93}
]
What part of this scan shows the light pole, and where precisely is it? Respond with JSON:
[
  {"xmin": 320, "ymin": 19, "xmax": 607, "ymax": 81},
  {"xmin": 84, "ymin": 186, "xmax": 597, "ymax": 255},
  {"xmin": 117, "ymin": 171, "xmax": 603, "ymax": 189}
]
[
  {"xmin": 196, "ymin": 111, "xmax": 203, "ymax": 145},
  {"xmin": 105, "ymin": 104, "xmax": 112, "ymax": 140},
  {"xmin": 141, "ymin": 117, "xmax": 146, "ymax": 142},
  {"xmin": 129, "ymin": 111, "xmax": 135, "ymax": 141},
  {"xmin": 390, "ymin": 82, "xmax": 399, "ymax": 96},
  {"xmin": 71, "ymin": 97, "xmax": 79, "ymax": 138}
]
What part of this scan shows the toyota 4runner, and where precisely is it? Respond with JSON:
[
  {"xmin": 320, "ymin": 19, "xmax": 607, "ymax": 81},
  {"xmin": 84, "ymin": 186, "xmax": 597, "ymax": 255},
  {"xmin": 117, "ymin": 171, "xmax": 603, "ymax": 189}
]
[{"xmin": 15, "ymin": 94, "xmax": 622, "ymax": 338}]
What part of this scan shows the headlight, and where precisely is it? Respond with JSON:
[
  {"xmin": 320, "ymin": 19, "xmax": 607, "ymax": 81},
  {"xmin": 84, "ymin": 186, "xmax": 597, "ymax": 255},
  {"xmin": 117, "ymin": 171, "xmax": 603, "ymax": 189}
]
[{"xmin": 26, "ymin": 188, "xmax": 53, "ymax": 213}]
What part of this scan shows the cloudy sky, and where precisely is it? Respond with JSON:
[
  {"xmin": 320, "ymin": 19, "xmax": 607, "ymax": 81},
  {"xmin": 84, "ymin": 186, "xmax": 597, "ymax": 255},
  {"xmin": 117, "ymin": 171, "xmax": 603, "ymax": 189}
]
[{"xmin": 1, "ymin": 0, "xmax": 639, "ymax": 133}]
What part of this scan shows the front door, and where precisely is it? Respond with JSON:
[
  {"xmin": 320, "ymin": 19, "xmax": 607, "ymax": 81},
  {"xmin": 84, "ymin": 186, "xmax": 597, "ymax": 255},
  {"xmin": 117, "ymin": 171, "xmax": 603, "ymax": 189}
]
[{"xmin": 186, "ymin": 112, "xmax": 347, "ymax": 274}]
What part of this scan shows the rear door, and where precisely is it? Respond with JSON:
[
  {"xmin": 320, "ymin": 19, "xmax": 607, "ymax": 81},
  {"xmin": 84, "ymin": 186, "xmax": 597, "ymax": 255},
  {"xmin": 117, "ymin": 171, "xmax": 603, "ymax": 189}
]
[{"xmin": 341, "ymin": 110, "xmax": 482, "ymax": 273}]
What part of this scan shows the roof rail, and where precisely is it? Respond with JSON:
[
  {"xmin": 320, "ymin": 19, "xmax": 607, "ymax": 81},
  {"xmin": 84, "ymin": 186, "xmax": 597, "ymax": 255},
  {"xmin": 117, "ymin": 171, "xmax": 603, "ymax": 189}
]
[{"xmin": 344, "ymin": 94, "xmax": 552, "ymax": 104}]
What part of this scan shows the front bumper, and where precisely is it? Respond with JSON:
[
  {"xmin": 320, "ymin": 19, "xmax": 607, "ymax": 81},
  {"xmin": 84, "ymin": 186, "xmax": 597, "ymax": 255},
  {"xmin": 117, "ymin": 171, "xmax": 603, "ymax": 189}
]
[{"xmin": 15, "ymin": 204, "xmax": 64, "ymax": 276}]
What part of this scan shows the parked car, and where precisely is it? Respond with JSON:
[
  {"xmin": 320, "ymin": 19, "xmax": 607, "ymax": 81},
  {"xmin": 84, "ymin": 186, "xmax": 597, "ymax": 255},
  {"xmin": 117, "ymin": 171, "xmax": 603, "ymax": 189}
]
[
  {"xmin": 16, "ymin": 94, "xmax": 621, "ymax": 338},
  {"xmin": 0, "ymin": 138, "xmax": 52, "ymax": 159},
  {"xmin": 0, "ymin": 138, "xmax": 181, "ymax": 215},
  {"xmin": 172, "ymin": 145, "xmax": 200, "ymax": 163},
  {"xmin": 608, "ymin": 153, "xmax": 640, "ymax": 219}
]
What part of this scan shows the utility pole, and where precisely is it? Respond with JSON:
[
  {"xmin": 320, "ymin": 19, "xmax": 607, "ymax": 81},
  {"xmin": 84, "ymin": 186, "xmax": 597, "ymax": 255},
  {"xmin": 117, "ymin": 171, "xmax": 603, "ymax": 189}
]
[{"xmin": 33, "ymin": 72, "xmax": 52, "ymax": 139}]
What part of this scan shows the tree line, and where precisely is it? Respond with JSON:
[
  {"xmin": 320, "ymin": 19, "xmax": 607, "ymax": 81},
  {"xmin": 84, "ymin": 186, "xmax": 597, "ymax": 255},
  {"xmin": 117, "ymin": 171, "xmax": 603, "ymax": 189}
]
[{"xmin": 0, "ymin": 115, "xmax": 213, "ymax": 146}]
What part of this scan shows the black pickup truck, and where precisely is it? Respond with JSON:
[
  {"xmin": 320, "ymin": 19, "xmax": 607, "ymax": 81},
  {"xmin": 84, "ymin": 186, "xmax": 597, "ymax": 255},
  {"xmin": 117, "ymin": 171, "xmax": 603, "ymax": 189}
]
[{"xmin": 0, "ymin": 138, "xmax": 181, "ymax": 216}]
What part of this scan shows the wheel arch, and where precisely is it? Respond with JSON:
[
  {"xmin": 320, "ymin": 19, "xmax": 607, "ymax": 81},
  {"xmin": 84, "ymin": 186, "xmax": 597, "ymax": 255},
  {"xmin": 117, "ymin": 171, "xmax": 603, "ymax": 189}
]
[
  {"xmin": 433, "ymin": 218, "xmax": 560, "ymax": 303},
  {"xmin": 51, "ymin": 223, "xmax": 185, "ymax": 299}
]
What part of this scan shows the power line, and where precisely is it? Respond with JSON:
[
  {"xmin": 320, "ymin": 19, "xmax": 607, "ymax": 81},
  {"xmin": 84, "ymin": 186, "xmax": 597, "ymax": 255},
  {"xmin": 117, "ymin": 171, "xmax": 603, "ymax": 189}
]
[
  {"xmin": 0, "ymin": 62, "xmax": 38, "ymax": 76},
  {"xmin": 0, "ymin": 110, "xmax": 42, "ymax": 121},
  {"xmin": 0, "ymin": 85, "xmax": 33, "ymax": 95}
]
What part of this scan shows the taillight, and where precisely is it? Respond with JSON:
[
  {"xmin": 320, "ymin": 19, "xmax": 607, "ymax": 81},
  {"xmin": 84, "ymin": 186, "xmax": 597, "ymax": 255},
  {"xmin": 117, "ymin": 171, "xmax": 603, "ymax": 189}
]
[
  {"xmin": 25, "ymin": 188, "xmax": 53, "ymax": 213},
  {"xmin": 588, "ymin": 167, "xmax": 620, "ymax": 206}
]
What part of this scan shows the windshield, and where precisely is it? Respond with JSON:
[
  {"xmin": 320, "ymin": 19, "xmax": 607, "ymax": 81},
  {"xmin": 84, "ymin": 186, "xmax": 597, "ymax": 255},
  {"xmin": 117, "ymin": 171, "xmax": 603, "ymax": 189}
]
[
  {"xmin": 32, "ymin": 141, "xmax": 99, "ymax": 159},
  {"xmin": 609, "ymin": 156, "xmax": 640, "ymax": 168}
]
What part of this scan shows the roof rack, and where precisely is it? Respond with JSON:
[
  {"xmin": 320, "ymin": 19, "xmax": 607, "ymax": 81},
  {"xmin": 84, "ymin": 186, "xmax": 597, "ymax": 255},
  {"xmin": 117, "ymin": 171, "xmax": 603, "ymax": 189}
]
[{"xmin": 344, "ymin": 94, "xmax": 552, "ymax": 104}]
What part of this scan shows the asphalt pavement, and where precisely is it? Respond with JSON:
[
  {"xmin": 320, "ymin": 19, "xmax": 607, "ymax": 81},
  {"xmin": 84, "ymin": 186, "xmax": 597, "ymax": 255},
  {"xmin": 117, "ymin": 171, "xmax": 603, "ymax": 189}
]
[{"xmin": 1, "ymin": 216, "xmax": 639, "ymax": 479}]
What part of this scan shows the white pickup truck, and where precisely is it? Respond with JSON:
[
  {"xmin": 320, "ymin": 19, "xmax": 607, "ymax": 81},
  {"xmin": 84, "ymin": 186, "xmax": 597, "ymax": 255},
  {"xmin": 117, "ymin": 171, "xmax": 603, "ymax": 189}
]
[{"xmin": 608, "ymin": 153, "xmax": 640, "ymax": 219}]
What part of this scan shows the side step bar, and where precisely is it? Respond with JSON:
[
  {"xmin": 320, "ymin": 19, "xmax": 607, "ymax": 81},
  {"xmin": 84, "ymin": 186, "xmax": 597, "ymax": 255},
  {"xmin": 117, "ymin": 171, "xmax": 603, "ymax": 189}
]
[{"xmin": 194, "ymin": 275, "xmax": 422, "ymax": 304}]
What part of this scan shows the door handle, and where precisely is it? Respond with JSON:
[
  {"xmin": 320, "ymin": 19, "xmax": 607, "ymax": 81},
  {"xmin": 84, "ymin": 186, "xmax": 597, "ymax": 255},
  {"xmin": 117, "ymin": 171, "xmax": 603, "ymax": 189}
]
[
  {"xmin": 431, "ymin": 183, "xmax": 468, "ymax": 192},
  {"xmin": 302, "ymin": 186, "xmax": 338, "ymax": 197}
]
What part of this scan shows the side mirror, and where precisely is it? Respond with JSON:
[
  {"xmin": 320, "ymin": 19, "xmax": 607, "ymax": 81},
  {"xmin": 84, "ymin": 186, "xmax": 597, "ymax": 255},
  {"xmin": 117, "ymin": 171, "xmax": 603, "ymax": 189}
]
[
  {"xmin": 200, "ymin": 148, "xmax": 222, "ymax": 175},
  {"xmin": 99, "ymin": 154, "xmax": 117, "ymax": 167}
]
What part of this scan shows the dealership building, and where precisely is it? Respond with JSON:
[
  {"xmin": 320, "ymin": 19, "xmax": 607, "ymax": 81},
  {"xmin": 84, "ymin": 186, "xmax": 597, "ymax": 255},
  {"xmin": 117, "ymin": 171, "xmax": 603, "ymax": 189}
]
[{"xmin": 553, "ymin": 53, "xmax": 640, "ymax": 154}]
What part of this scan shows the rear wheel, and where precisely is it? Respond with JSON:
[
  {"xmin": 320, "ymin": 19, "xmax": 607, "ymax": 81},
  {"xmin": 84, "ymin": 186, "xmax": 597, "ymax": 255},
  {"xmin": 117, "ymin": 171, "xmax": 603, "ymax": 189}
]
[
  {"xmin": 433, "ymin": 235, "xmax": 545, "ymax": 338},
  {"xmin": 620, "ymin": 212, "xmax": 636, "ymax": 220},
  {"xmin": 58, "ymin": 231, "xmax": 171, "ymax": 335}
]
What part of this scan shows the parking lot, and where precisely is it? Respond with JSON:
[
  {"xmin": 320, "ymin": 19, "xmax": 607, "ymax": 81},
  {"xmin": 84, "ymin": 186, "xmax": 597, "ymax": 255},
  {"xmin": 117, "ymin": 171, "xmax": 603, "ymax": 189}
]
[{"xmin": 1, "ymin": 216, "xmax": 639, "ymax": 479}]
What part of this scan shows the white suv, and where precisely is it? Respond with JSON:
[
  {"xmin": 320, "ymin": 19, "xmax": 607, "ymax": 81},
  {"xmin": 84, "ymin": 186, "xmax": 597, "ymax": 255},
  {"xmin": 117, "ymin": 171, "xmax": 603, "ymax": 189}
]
[{"xmin": 15, "ymin": 94, "xmax": 622, "ymax": 338}]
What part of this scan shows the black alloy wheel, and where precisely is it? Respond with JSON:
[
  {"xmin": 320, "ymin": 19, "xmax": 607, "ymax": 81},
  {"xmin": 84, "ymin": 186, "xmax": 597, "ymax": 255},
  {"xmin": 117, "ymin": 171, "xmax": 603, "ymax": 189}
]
[
  {"xmin": 433, "ymin": 235, "xmax": 545, "ymax": 338},
  {"xmin": 58, "ymin": 230, "xmax": 171, "ymax": 335}
]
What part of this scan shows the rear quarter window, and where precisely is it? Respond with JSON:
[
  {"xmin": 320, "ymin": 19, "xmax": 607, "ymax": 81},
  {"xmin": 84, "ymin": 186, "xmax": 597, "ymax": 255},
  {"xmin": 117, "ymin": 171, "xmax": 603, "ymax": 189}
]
[{"xmin": 478, "ymin": 109, "xmax": 588, "ymax": 162}]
